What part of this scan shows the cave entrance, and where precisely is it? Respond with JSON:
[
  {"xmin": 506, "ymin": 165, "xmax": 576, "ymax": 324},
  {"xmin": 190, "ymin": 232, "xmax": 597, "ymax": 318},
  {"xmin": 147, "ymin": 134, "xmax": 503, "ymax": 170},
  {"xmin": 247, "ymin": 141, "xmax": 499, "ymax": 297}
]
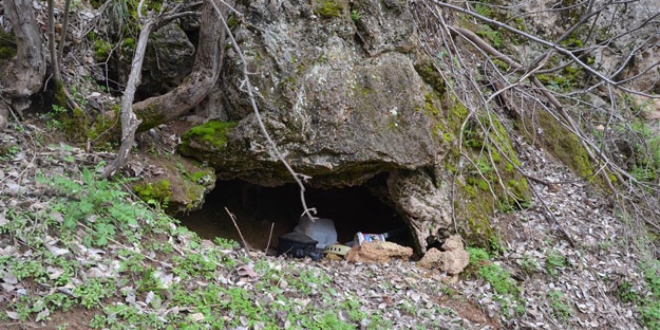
[{"xmin": 178, "ymin": 177, "xmax": 413, "ymax": 253}]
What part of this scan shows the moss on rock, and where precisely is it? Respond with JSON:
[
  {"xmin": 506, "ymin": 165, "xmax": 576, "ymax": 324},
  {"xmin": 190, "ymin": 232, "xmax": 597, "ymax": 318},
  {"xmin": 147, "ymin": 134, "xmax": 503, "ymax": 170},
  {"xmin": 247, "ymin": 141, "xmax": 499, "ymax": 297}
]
[
  {"xmin": 133, "ymin": 180, "xmax": 172, "ymax": 204},
  {"xmin": 414, "ymin": 58, "xmax": 446, "ymax": 96},
  {"xmin": 181, "ymin": 121, "xmax": 238, "ymax": 150},
  {"xmin": 61, "ymin": 108, "xmax": 91, "ymax": 143},
  {"xmin": 522, "ymin": 110, "xmax": 593, "ymax": 179},
  {"xmin": 315, "ymin": 0, "xmax": 345, "ymax": 18},
  {"xmin": 437, "ymin": 96, "xmax": 531, "ymax": 249}
]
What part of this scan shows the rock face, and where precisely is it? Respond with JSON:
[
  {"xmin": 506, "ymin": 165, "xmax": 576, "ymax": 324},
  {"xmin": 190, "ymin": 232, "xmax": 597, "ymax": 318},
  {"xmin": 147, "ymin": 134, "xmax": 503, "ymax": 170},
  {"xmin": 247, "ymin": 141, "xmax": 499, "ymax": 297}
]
[
  {"xmin": 417, "ymin": 235, "xmax": 470, "ymax": 275},
  {"xmin": 515, "ymin": 0, "xmax": 660, "ymax": 94},
  {"xmin": 345, "ymin": 241, "xmax": 413, "ymax": 263},
  {"xmin": 179, "ymin": 0, "xmax": 452, "ymax": 251},
  {"xmin": 115, "ymin": 23, "xmax": 195, "ymax": 97}
]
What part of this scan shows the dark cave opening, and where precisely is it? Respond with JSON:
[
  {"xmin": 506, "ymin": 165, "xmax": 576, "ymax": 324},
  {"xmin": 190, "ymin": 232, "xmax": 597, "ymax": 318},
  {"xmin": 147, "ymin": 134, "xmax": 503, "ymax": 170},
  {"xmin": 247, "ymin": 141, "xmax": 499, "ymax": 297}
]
[{"xmin": 178, "ymin": 176, "xmax": 413, "ymax": 252}]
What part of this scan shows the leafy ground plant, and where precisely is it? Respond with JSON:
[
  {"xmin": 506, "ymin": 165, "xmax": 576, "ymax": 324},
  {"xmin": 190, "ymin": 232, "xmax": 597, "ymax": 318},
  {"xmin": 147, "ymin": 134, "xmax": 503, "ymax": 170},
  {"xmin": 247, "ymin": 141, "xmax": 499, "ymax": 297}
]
[
  {"xmin": 1, "ymin": 142, "xmax": 472, "ymax": 329},
  {"xmin": 547, "ymin": 289, "xmax": 573, "ymax": 322},
  {"xmin": 467, "ymin": 247, "xmax": 525, "ymax": 315}
]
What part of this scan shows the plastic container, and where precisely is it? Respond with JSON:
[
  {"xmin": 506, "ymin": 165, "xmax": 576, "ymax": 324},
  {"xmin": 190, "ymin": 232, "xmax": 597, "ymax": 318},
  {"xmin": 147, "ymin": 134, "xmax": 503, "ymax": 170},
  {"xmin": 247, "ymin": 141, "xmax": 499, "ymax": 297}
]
[
  {"xmin": 354, "ymin": 232, "xmax": 387, "ymax": 246},
  {"xmin": 354, "ymin": 228, "xmax": 407, "ymax": 246},
  {"xmin": 294, "ymin": 216, "xmax": 338, "ymax": 249}
]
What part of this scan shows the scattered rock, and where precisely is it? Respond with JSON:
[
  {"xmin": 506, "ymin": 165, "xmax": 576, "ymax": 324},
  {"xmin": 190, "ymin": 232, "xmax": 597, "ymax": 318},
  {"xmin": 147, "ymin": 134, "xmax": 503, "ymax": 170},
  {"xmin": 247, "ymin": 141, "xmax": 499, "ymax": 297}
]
[
  {"xmin": 417, "ymin": 235, "xmax": 469, "ymax": 275},
  {"xmin": 417, "ymin": 248, "xmax": 442, "ymax": 269},
  {"xmin": 345, "ymin": 245, "xmax": 360, "ymax": 262},
  {"xmin": 346, "ymin": 241, "xmax": 413, "ymax": 263}
]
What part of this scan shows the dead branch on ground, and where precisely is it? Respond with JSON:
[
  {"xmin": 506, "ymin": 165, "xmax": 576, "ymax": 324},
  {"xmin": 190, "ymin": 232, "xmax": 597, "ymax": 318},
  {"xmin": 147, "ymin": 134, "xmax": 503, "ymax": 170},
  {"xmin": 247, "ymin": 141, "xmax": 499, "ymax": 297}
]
[{"xmin": 225, "ymin": 207, "xmax": 250, "ymax": 253}]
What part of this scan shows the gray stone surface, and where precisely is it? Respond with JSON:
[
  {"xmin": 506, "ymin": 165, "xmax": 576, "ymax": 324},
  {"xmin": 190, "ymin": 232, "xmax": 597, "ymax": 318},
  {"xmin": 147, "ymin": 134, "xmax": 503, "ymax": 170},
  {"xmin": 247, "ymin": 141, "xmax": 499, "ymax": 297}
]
[{"xmin": 180, "ymin": 0, "xmax": 449, "ymax": 251}]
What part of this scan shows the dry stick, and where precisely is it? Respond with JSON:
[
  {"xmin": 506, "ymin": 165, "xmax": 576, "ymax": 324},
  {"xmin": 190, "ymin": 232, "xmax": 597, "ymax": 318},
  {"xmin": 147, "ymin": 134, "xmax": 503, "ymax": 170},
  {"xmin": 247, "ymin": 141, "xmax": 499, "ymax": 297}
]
[
  {"xmin": 451, "ymin": 25, "xmax": 620, "ymax": 191},
  {"xmin": 210, "ymin": 0, "xmax": 317, "ymax": 221},
  {"xmin": 225, "ymin": 207, "xmax": 250, "ymax": 253},
  {"xmin": 265, "ymin": 222, "xmax": 275, "ymax": 253},
  {"xmin": 47, "ymin": 0, "xmax": 60, "ymax": 83},
  {"xmin": 100, "ymin": 18, "xmax": 150, "ymax": 178},
  {"xmin": 101, "ymin": 1, "xmax": 188, "ymax": 178},
  {"xmin": 58, "ymin": 0, "xmax": 72, "ymax": 64}
]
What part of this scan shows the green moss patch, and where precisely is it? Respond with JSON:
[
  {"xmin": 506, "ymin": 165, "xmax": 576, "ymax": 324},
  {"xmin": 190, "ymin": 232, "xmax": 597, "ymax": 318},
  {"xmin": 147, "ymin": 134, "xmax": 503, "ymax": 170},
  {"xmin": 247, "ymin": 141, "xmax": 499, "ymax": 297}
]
[
  {"xmin": 315, "ymin": 0, "xmax": 345, "ymax": 18},
  {"xmin": 441, "ymin": 98, "xmax": 531, "ymax": 248},
  {"xmin": 181, "ymin": 121, "xmax": 238, "ymax": 150},
  {"xmin": 414, "ymin": 58, "xmax": 446, "ymax": 96},
  {"xmin": 133, "ymin": 180, "xmax": 172, "ymax": 205},
  {"xmin": 61, "ymin": 108, "xmax": 92, "ymax": 143},
  {"xmin": 521, "ymin": 110, "xmax": 593, "ymax": 179}
]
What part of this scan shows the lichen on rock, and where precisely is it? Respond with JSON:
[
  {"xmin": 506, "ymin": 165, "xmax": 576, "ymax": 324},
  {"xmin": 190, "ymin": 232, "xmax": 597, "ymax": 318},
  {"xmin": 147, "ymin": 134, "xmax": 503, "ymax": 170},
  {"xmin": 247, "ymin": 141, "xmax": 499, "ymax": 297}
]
[{"xmin": 177, "ymin": 0, "xmax": 528, "ymax": 252}]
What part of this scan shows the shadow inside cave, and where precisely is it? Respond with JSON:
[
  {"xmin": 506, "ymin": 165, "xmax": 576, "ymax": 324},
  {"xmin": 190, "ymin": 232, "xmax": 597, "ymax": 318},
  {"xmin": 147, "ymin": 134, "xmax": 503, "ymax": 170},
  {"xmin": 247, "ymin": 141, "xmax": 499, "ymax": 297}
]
[{"xmin": 178, "ymin": 176, "xmax": 413, "ymax": 252}]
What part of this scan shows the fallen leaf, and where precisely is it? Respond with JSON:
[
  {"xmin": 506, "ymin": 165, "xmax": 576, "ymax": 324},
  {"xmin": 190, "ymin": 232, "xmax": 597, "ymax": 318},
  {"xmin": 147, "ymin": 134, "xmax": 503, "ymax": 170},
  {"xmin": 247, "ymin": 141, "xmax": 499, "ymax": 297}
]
[
  {"xmin": 189, "ymin": 312, "xmax": 205, "ymax": 322},
  {"xmin": 236, "ymin": 265, "xmax": 259, "ymax": 280},
  {"xmin": 3, "ymin": 272, "xmax": 18, "ymax": 284}
]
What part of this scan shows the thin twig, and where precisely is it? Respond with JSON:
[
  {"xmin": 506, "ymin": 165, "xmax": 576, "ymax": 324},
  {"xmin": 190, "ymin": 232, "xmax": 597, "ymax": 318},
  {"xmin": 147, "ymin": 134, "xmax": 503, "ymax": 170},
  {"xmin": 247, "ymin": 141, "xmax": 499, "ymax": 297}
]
[
  {"xmin": 210, "ymin": 0, "xmax": 317, "ymax": 221},
  {"xmin": 265, "ymin": 222, "xmax": 275, "ymax": 252},
  {"xmin": 225, "ymin": 207, "xmax": 250, "ymax": 253}
]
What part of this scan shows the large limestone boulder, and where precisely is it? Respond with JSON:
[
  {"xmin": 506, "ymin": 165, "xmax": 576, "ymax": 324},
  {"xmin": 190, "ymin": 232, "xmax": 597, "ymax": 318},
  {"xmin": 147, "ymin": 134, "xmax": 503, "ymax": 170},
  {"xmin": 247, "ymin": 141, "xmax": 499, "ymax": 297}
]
[
  {"xmin": 179, "ymin": 0, "xmax": 454, "ymax": 251},
  {"xmin": 180, "ymin": 0, "xmax": 437, "ymax": 187}
]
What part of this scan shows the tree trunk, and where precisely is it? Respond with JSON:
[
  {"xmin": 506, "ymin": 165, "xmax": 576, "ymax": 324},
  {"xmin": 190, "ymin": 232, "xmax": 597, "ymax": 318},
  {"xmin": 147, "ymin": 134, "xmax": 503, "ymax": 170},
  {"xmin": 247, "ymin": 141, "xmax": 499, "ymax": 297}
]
[
  {"xmin": 1, "ymin": 0, "xmax": 45, "ymax": 99},
  {"xmin": 0, "ymin": 0, "xmax": 46, "ymax": 126},
  {"xmin": 133, "ymin": 0, "xmax": 230, "ymax": 132}
]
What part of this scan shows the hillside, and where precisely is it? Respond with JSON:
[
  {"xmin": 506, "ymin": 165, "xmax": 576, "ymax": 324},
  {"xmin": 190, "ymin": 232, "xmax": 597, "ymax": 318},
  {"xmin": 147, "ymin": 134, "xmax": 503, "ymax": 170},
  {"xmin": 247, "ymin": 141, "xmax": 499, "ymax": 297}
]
[{"xmin": 2, "ymin": 0, "xmax": 660, "ymax": 329}]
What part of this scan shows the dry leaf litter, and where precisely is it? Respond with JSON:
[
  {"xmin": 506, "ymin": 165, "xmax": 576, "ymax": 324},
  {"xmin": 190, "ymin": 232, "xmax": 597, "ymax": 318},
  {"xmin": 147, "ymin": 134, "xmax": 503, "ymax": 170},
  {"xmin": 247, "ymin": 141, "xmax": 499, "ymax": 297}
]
[{"xmin": 0, "ymin": 121, "xmax": 648, "ymax": 329}]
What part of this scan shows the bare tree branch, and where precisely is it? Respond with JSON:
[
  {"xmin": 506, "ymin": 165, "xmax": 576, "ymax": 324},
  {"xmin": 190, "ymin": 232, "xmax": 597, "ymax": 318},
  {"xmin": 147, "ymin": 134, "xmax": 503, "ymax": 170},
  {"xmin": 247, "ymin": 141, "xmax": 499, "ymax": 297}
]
[{"xmin": 209, "ymin": 0, "xmax": 317, "ymax": 221}]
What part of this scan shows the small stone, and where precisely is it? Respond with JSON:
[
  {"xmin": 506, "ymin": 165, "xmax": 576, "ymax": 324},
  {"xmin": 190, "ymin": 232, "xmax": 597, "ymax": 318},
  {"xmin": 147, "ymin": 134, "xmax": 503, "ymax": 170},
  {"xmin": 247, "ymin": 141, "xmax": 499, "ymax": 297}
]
[
  {"xmin": 345, "ymin": 245, "xmax": 361, "ymax": 262},
  {"xmin": 417, "ymin": 248, "xmax": 443, "ymax": 270},
  {"xmin": 417, "ymin": 235, "xmax": 469, "ymax": 275},
  {"xmin": 347, "ymin": 241, "xmax": 413, "ymax": 263}
]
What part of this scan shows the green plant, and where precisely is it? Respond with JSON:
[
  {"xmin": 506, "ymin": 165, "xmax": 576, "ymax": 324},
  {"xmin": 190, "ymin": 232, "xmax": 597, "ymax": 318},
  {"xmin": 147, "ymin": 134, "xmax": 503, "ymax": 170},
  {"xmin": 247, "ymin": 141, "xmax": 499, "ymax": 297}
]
[
  {"xmin": 520, "ymin": 254, "xmax": 540, "ymax": 274},
  {"xmin": 351, "ymin": 9, "xmax": 361, "ymax": 22},
  {"xmin": 474, "ymin": 3, "xmax": 492, "ymax": 17},
  {"xmin": 489, "ymin": 235, "xmax": 506, "ymax": 255},
  {"xmin": 546, "ymin": 250, "xmax": 568, "ymax": 276},
  {"xmin": 547, "ymin": 290, "xmax": 573, "ymax": 322},
  {"xmin": 467, "ymin": 248, "xmax": 520, "ymax": 294},
  {"xmin": 173, "ymin": 252, "xmax": 218, "ymax": 279},
  {"xmin": 214, "ymin": 237, "xmax": 238, "ymax": 249},
  {"xmin": 367, "ymin": 313, "xmax": 394, "ymax": 330},
  {"xmin": 468, "ymin": 247, "xmax": 490, "ymax": 266},
  {"xmin": 478, "ymin": 263, "xmax": 519, "ymax": 295},
  {"xmin": 641, "ymin": 300, "xmax": 660, "ymax": 330},
  {"xmin": 75, "ymin": 279, "xmax": 112, "ymax": 309},
  {"xmin": 617, "ymin": 281, "xmax": 639, "ymax": 303},
  {"xmin": 476, "ymin": 25, "xmax": 502, "ymax": 48}
]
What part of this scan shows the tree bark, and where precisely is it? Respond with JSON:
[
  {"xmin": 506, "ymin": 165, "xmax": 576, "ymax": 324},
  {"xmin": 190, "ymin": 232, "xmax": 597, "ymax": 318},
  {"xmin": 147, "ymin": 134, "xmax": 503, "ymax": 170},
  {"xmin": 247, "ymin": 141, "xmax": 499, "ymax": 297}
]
[
  {"xmin": 1, "ymin": 0, "xmax": 45, "ymax": 99},
  {"xmin": 132, "ymin": 0, "xmax": 229, "ymax": 132},
  {"xmin": 47, "ymin": 0, "xmax": 61, "ymax": 84},
  {"xmin": 1, "ymin": 0, "xmax": 46, "ymax": 127}
]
